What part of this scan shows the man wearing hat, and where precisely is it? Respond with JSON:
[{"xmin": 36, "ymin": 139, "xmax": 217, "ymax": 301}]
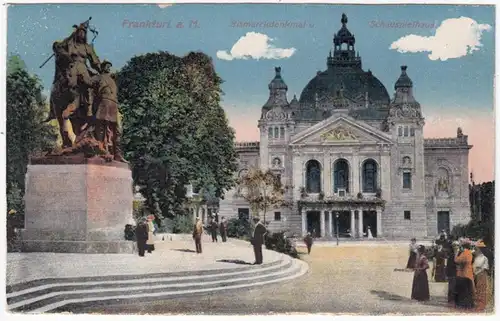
[
  {"xmin": 193, "ymin": 217, "xmax": 203, "ymax": 254},
  {"xmin": 80, "ymin": 59, "xmax": 126, "ymax": 162},
  {"xmin": 250, "ymin": 217, "xmax": 267, "ymax": 264}
]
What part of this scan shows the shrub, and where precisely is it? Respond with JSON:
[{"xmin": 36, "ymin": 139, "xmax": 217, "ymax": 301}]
[
  {"xmin": 451, "ymin": 220, "xmax": 494, "ymax": 246},
  {"xmin": 265, "ymin": 231, "xmax": 299, "ymax": 258},
  {"xmin": 227, "ymin": 217, "xmax": 252, "ymax": 238},
  {"xmin": 124, "ymin": 224, "xmax": 136, "ymax": 241},
  {"xmin": 172, "ymin": 215, "xmax": 193, "ymax": 234}
]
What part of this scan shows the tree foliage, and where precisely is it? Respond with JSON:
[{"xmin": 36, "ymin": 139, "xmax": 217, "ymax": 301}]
[
  {"xmin": 116, "ymin": 51, "xmax": 238, "ymax": 220},
  {"xmin": 6, "ymin": 56, "xmax": 57, "ymax": 217},
  {"xmin": 237, "ymin": 168, "xmax": 291, "ymax": 223}
]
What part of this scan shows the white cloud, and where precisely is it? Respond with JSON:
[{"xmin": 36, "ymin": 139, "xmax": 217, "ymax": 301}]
[
  {"xmin": 390, "ymin": 17, "xmax": 491, "ymax": 61},
  {"xmin": 157, "ymin": 4, "xmax": 172, "ymax": 8},
  {"xmin": 216, "ymin": 32, "xmax": 296, "ymax": 61}
]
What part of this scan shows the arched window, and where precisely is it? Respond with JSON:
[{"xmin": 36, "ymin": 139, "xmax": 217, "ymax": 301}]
[
  {"xmin": 333, "ymin": 159, "xmax": 349, "ymax": 193},
  {"xmin": 306, "ymin": 160, "xmax": 321, "ymax": 193},
  {"xmin": 362, "ymin": 159, "xmax": 378, "ymax": 193}
]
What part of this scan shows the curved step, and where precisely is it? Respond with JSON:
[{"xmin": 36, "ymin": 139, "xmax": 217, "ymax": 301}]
[
  {"xmin": 8, "ymin": 255, "xmax": 309, "ymax": 313},
  {"xmin": 8, "ymin": 257, "xmax": 291, "ymax": 309},
  {"xmin": 39, "ymin": 259, "xmax": 309, "ymax": 314}
]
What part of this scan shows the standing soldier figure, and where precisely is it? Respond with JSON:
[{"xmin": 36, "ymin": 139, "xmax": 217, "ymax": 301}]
[{"xmin": 79, "ymin": 59, "xmax": 126, "ymax": 162}]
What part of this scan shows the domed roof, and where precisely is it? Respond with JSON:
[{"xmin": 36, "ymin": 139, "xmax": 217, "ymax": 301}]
[
  {"xmin": 297, "ymin": 14, "xmax": 391, "ymax": 118},
  {"xmin": 299, "ymin": 69, "xmax": 390, "ymax": 107}
]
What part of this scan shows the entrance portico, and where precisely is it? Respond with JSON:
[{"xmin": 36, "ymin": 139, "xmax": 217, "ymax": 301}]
[{"xmin": 299, "ymin": 199, "xmax": 384, "ymax": 238}]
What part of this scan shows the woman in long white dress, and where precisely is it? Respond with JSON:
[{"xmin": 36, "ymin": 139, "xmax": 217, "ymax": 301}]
[{"xmin": 367, "ymin": 226, "xmax": 374, "ymax": 239}]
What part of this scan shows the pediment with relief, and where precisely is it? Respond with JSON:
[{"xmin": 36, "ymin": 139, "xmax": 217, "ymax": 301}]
[
  {"xmin": 320, "ymin": 126, "xmax": 357, "ymax": 141},
  {"xmin": 291, "ymin": 119, "xmax": 393, "ymax": 146}
]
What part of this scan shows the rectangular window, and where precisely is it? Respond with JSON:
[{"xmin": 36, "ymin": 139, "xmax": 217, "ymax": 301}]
[
  {"xmin": 404, "ymin": 211, "xmax": 411, "ymax": 220},
  {"xmin": 398, "ymin": 126, "xmax": 403, "ymax": 136},
  {"xmin": 410, "ymin": 128, "xmax": 415, "ymax": 136},
  {"xmin": 275, "ymin": 174, "xmax": 281, "ymax": 184},
  {"xmin": 268, "ymin": 128, "xmax": 273, "ymax": 139},
  {"xmin": 403, "ymin": 172, "xmax": 412, "ymax": 189},
  {"xmin": 280, "ymin": 127, "xmax": 285, "ymax": 139},
  {"xmin": 274, "ymin": 212, "xmax": 281, "ymax": 221},
  {"xmin": 274, "ymin": 127, "xmax": 279, "ymax": 138},
  {"xmin": 404, "ymin": 126, "xmax": 409, "ymax": 137}
]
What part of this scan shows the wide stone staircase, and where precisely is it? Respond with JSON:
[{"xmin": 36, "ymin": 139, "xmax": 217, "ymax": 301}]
[{"xmin": 7, "ymin": 240, "xmax": 308, "ymax": 314}]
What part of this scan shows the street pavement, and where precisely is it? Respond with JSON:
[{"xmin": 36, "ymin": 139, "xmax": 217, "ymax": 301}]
[{"xmin": 73, "ymin": 243, "xmax": 492, "ymax": 315}]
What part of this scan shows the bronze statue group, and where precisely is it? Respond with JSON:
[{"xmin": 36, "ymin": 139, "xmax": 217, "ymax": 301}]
[
  {"xmin": 43, "ymin": 17, "xmax": 126, "ymax": 162},
  {"xmin": 406, "ymin": 232, "xmax": 493, "ymax": 312}
]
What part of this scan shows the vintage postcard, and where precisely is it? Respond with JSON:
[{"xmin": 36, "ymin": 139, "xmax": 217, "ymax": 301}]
[{"xmin": 3, "ymin": 1, "xmax": 496, "ymax": 316}]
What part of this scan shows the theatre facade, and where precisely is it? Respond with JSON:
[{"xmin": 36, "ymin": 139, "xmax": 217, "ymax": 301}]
[{"xmin": 219, "ymin": 14, "xmax": 472, "ymax": 238}]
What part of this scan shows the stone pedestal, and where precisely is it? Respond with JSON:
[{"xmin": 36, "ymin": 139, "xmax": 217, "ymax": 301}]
[{"xmin": 21, "ymin": 158, "xmax": 136, "ymax": 253}]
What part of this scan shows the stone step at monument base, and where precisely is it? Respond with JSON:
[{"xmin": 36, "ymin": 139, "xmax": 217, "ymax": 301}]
[{"xmin": 7, "ymin": 254, "xmax": 308, "ymax": 314}]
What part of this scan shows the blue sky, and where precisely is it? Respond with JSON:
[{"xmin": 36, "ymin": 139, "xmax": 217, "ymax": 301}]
[{"xmin": 6, "ymin": 3, "xmax": 496, "ymax": 181}]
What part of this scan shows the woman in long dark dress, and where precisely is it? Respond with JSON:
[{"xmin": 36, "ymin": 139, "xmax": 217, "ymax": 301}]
[
  {"xmin": 406, "ymin": 238, "xmax": 418, "ymax": 269},
  {"xmin": 446, "ymin": 241, "xmax": 459, "ymax": 304},
  {"xmin": 433, "ymin": 244, "xmax": 447, "ymax": 282},
  {"xmin": 411, "ymin": 245, "xmax": 430, "ymax": 301}
]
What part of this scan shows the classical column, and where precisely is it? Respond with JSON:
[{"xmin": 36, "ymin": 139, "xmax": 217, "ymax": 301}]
[
  {"xmin": 301, "ymin": 210, "xmax": 307, "ymax": 236},
  {"xmin": 328, "ymin": 211, "xmax": 333, "ymax": 237},
  {"xmin": 358, "ymin": 209, "xmax": 364, "ymax": 238},
  {"xmin": 320, "ymin": 211, "xmax": 326, "ymax": 237},
  {"xmin": 377, "ymin": 208, "xmax": 382, "ymax": 237},
  {"xmin": 350, "ymin": 209, "xmax": 356, "ymax": 237},
  {"xmin": 325, "ymin": 158, "xmax": 332, "ymax": 196},
  {"xmin": 352, "ymin": 154, "xmax": 360, "ymax": 194}
]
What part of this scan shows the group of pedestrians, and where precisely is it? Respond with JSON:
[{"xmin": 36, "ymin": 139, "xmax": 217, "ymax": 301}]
[
  {"xmin": 407, "ymin": 233, "xmax": 492, "ymax": 312},
  {"xmin": 192, "ymin": 215, "xmax": 268, "ymax": 265}
]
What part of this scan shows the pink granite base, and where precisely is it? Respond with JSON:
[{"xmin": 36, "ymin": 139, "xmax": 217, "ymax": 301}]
[{"xmin": 21, "ymin": 163, "xmax": 136, "ymax": 254}]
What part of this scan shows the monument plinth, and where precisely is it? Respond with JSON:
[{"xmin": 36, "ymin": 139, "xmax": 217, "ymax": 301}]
[{"xmin": 21, "ymin": 156, "xmax": 136, "ymax": 253}]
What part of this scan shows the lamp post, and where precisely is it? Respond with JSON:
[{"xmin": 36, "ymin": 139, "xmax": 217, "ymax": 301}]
[{"xmin": 336, "ymin": 212, "xmax": 340, "ymax": 246}]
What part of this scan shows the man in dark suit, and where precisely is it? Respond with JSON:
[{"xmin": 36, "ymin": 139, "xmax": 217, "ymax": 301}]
[
  {"xmin": 219, "ymin": 216, "xmax": 228, "ymax": 242},
  {"xmin": 135, "ymin": 218, "xmax": 149, "ymax": 257},
  {"xmin": 251, "ymin": 217, "xmax": 267, "ymax": 264}
]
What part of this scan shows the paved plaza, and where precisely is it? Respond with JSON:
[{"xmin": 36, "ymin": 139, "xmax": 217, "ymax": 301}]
[
  {"xmin": 71, "ymin": 242, "xmax": 478, "ymax": 315},
  {"xmin": 7, "ymin": 237, "xmax": 494, "ymax": 315}
]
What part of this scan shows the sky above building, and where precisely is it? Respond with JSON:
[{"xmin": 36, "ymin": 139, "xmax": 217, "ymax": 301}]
[{"xmin": 7, "ymin": 3, "xmax": 495, "ymax": 182}]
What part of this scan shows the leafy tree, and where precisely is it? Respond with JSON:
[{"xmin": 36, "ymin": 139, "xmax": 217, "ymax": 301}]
[
  {"xmin": 237, "ymin": 168, "xmax": 291, "ymax": 224},
  {"xmin": 116, "ymin": 51, "xmax": 237, "ymax": 220},
  {"xmin": 6, "ymin": 56, "xmax": 57, "ymax": 219}
]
